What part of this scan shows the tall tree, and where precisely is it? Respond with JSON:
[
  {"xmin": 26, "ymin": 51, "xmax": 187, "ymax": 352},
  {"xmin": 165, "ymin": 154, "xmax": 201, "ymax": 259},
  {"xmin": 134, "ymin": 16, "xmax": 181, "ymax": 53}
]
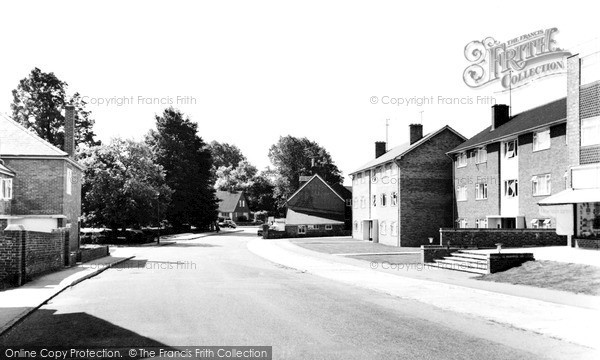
[
  {"xmin": 80, "ymin": 139, "xmax": 171, "ymax": 231},
  {"xmin": 268, "ymin": 136, "xmax": 343, "ymax": 209},
  {"xmin": 146, "ymin": 108, "xmax": 218, "ymax": 229},
  {"xmin": 11, "ymin": 67, "xmax": 100, "ymax": 150},
  {"xmin": 246, "ymin": 172, "xmax": 277, "ymax": 214},
  {"xmin": 207, "ymin": 141, "xmax": 246, "ymax": 169},
  {"xmin": 214, "ymin": 160, "xmax": 258, "ymax": 191}
]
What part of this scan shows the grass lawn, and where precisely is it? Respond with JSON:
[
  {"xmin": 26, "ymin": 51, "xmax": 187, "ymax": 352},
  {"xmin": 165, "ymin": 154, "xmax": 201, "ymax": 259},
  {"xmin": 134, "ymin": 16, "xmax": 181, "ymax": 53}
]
[{"xmin": 478, "ymin": 260, "xmax": 600, "ymax": 296}]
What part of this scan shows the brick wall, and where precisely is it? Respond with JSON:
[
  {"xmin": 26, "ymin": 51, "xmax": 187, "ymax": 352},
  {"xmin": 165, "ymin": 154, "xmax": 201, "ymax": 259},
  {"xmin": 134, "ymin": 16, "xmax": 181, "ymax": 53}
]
[
  {"xmin": 25, "ymin": 229, "xmax": 66, "ymax": 277},
  {"xmin": 284, "ymin": 224, "xmax": 349, "ymax": 238},
  {"xmin": 0, "ymin": 227, "xmax": 68, "ymax": 287},
  {"xmin": 78, "ymin": 245, "xmax": 109, "ymax": 263},
  {"xmin": 518, "ymin": 123, "xmax": 569, "ymax": 226},
  {"xmin": 398, "ymin": 129, "xmax": 465, "ymax": 246},
  {"xmin": 439, "ymin": 228, "xmax": 566, "ymax": 248},
  {"xmin": 567, "ymin": 55, "xmax": 581, "ymax": 168},
  {"xmin": 454, "ymin": 142, "xmax": 501, "ymax": 227}
]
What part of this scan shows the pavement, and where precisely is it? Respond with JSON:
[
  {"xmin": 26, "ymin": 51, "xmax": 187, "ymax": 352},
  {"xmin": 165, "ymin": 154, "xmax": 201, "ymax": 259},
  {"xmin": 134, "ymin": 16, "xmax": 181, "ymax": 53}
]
[
  {"xmin": 0, "ymin": 254, "xmax": 134, "ymax": 337},
  {"xmin": 248, "ymin": 237, "xmax": 600, "ymax": 351},
  {"xmin": 2, "ymin": 229, "xmax": 593, "ymax": 359}
]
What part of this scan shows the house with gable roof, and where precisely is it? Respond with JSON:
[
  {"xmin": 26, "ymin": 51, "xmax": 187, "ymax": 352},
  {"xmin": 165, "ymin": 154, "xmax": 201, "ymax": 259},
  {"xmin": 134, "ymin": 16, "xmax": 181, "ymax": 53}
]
[{"xmin": 216, "ymin": 190, "xmax": 251, "ymax": 222}]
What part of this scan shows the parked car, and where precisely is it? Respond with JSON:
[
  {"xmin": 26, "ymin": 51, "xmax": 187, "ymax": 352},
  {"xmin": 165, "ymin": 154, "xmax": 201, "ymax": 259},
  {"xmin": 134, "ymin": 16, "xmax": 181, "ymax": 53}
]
[{"xmin": 218, "ymin": 218, "xmax": 237, "ymax": 228}]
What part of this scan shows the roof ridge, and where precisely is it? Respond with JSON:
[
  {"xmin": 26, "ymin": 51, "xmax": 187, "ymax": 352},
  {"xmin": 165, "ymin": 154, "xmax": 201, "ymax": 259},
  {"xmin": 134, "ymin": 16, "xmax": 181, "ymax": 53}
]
[{"xmin": 0, "ymin": 112, "xmax": 67, "ymax": 156}]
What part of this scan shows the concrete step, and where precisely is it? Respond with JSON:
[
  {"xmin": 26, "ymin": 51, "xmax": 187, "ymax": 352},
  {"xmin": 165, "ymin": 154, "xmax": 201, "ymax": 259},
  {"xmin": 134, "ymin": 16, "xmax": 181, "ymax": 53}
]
[
  {"xmin": 452, "ymin": 251, "xmax": 489, "ymax": 260},
  {"xmin": 443, "ymin": 256, "xmax": 488, "ymax": 265},
  {"xmin": 433, "ymin": 259, "xmax": 489, "ymax": 274}
]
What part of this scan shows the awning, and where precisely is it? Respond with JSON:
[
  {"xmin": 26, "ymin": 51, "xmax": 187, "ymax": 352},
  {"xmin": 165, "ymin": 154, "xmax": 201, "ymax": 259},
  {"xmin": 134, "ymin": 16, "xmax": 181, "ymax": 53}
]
[{"xmin": 538, "ymin": 188, "xmax": 600, "ymax": 205}]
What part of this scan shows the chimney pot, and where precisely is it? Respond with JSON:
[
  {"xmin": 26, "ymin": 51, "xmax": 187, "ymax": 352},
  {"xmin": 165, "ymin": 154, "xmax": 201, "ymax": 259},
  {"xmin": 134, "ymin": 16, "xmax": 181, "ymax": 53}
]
[
  {"xmin": 491, "ymin": 104, "xmax": 510, "ymax": 131},
  {"xmin": 375, "ymin": 141, "xmax": 386, "ymax": 158},
  {"xmin": 409, "ymin": 124, "xmax": 423, "ymax": 145},
  {"xmin": 64, "ymin": 105, "xmax": 75, "ymax": 157}
]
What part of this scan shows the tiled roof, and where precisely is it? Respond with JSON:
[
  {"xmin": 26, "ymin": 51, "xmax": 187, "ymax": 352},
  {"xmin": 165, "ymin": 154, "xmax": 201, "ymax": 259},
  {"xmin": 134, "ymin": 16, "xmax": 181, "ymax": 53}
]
[
  {"xmin": 285, "ymin": 208, "xmax": 345, "ymax": 225},
  {"xmin": 287, "ymin": 174, "xmax": 348, "ymax": 203},
  {"xmin": 449, "ymin": 97, "xmax": 566, "ymax": 154},
  {"xmin": 0, "ymin": 113, "xmax": 68, "ymax": 156},
  {"xmin": 350, "ymin": 125, "xmax": 465, "ymax": 174},
  {"xmin": 216, "ymin": 190, "xmax": 243, "ymax": 213}
]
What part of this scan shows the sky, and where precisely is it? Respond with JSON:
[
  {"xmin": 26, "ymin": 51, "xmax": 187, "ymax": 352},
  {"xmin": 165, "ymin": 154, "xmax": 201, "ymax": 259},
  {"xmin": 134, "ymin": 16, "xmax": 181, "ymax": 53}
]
[{"xmin": 0, "ymin": 1, "xmax": 598, "ymax": 185}]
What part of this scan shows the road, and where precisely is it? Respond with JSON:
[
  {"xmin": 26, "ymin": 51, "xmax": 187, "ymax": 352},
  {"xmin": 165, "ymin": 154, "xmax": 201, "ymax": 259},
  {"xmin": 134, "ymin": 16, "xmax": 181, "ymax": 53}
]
[{"xmin": 0, "ymin": 229, "xmax": 595, "ymax": 359}]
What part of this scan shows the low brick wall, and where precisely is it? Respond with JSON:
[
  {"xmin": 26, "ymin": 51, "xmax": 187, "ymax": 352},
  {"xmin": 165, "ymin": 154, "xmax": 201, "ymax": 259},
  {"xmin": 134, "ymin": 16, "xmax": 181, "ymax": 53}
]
[
  {"xmin": 78, "ymin": 245, "xmax": 109, "ymax": 263},
  {"xmin": 439, "ymin": 228, "xmax": 567, "ymax": 248},
  {"xmin": 576, "ymin": 238, "xmax": 600, "ymax": 250},
  {"xmin": 0, "ymin": 227, "xmax": 69, "ymax": 287},
  {"xmin": 262, "ymin": 225, "xmax": 287, "ymax": 239},
  {"xmin": 25, "ymin": 230, "xmax": 66, "ymax": 277},
  {"xmin": 421, "ymin": 245, "xmax": 459, "ymax": 263},
  {"xmin": 284, "ymin": 224, "xmax": 350, "ymax": 238}
]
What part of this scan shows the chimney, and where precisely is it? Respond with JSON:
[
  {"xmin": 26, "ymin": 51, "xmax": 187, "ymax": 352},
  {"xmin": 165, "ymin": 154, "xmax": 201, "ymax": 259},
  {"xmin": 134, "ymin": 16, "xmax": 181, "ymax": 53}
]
[
  {"xmin": 375, "ymin": 141, "xmax": 386, "ymax": 158},
  {"xmin": 409, "ymin": 124, "xmax": 423, "ymax": 145},
  {"xmin": 491, "ymin": 104, "xmax": 510, "ymax": 131},
  {"xmin": 64, "ymin": 105, "xmax": 75, "ymax": 157}
]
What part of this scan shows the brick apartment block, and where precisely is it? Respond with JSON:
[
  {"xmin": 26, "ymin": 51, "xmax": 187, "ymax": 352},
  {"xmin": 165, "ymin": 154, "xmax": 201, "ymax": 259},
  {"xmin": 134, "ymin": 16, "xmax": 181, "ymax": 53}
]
[{"xmin": 350, "ymin": 124, "xmax": 466, "ymax": 247}]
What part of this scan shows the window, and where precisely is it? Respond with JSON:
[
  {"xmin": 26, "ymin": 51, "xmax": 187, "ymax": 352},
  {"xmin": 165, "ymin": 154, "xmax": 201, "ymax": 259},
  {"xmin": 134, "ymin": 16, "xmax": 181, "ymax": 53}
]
[
  {"xmin": 363, "ymin": 171, "xmax": 369, "ymax": 183},
  {"xmin": 385, "ymin": 163, "xmax": 392, "ymax": 176},
  {"xmin": 532, "ymin": 174, "xmax": 551, "ymax": 196},
  {"xmin": 325, "ymin": 224, "xmax": 333, "ymax": 230},
  {"xmin": 353, "ymin": 197, "xmax": 358, "ymax": 208},
  {"xmin": 298, "ymin": 226, "xmax": 306, "ymax": 234},
  {"xmin": 1, "ymin": 179, "xmax": 13, "ymax": 200},
  {"xmin": 457, "ymin": 186, "xmax": 467, "ymax": 201},
  {"xmin": 356, "ymin": 173, "xmax": 362, "ymax": 184},
  {"xmin": 475, "ymin": 183, "xmax": 488, "ymax": 200},
  {"xmin": 353, "ymin": 221, "xmax": 358, "ymax": 231},
  {"xmin": 581, "ymin": 116, "xmax": 600, "ymax": 146},
  {"xmin": 66, "ymin": 168, "xmax": 73, "ymax": 195},
  {"xmin": 380, "ymin": 221, "xmax": 387, "ymax": 235},
  {"xmin": 504, "ymin": 139, "xmax": 518, "ymax": 158},
  {"xmin": 360, "ymin": 196, "xmax": 366, "ymax": 208},
  {"xmin": 390, "ymin": 221, "xmax": 398, "ymax": 236},
  {"xmin": 308, "ymin": 225, "xmax": 319, "ymax": 230},
  {"xmin": 372, "ymin": 195, "xmax": 377, "ymax": 207},
  {"xmin": 391, "ymin": 191, "xmax": 398, "ymax": 206},
  {"xmin": 239, "ymin": 200, "xmax": 245, "ymax": 207},
  {"xmin": 346, "ymin": 199, "xmax": 352, "ymax": 207},
  {"xmin": 475, "ymin": 147, "xmax": 487, "ymax": 164},
  {"xmin": 533, "ymin": 129, "xmax": 551, "ymax": 151},
  {"xmin": 504, "ymin": 179, "xmax": 518, "ymax": 197},
  {"xmin": 380, "ymin": 193, "xmax": 387, "ymax": 206},
  {"xmin": 457, "ymin": 219, "xmax": 468, "ymax": 228},
  {"xmin": 475, "ymin": 218, "xmax": 487, "ymax": 228},
  {"xmin": 456, "ymin": 152, "xmax": 467, "ymax": 167}
]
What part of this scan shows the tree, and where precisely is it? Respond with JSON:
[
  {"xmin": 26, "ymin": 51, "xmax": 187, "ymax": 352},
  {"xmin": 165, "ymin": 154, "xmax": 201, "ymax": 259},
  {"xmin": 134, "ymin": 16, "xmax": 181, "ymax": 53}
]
[
  {"xmin": 207, "ymin": 141, "xmax": 246, "ymax": 169},
  {"xmin": 11, "ymin": 67, "xmax": 100, "ymax": 150},
  {"xmin": 245, "ymin": 172, "xmax": 277, "ymax": 214},
  {"xmin": 80, "ymin": 139, "xmax": 171, "ymax": 231},
  {"xmin": 268, "ymin": 136, "xmax": 343, "ymax": 209},
  {"xmin": 214, "ymin": 160, "xmax": 258, "ymax": 191},
  {"xmin": 146, "ymin": 108, "xmax": 218, "ymax": 230}
]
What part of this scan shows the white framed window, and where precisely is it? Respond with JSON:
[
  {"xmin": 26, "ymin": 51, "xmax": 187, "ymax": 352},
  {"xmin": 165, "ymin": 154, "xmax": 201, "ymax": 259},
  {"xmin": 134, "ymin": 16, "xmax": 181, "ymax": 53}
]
[
  {"xmin": 239, "ymin": 200, "xmax": 245, "ymax": 207},
  {"xmin": 581, "ymin": 116, "xmax": 600, "ymax": 146},
  {"xmin": 385, "ymin": 163, "xmax": 392, "ymax": 177},
  {"xmin": 372, "ymin": 195, "xmax": 377, "ymax": 207},
  {"xmin": 346, "ymin": 198, "xmax": 352, "ymax": 207},
  {"xmin": 475, "ymin": 147, "xmax": 487, "ymax": 164},
  {"xmin": 325, "ymin": 224, "xmax": 333, "ymax": 230},
  {"xmin": 475, "ymin": 183, "xmax": 488, "ymax": 200},
  {"xmin": 308, "ymin": 225, "xmax": 319, "ymax": 230},
  {"xmin": 475, "ymin": 218, "xmax": 487, "ymax": 228},
  {"xmin": 456, "ymin": 152, "xmax": 467, "ymax": 168},
  {"xmin": 66, "ymin": 168, "xmax": 73, "ymax": 195},
  {"xmin": 380, "ymin": 221, "xmax": 387, "ymax": 235},
  {"xmin": 532, "ymin": 174, "xmax": 551, "ymax": 196},
  {"xmin": 543, "ymin": 219, "xmax": 552, "ymax": 229},
  {"xmin": 504, "ymin": 139, "xmax": 518, "ymax": 159},
  {"xmin": 390, "ymin": 221, "xmax": 398, "ymax": 236},
  {"xmin": 298, "ymin": 225, "xmax": 306, "ymax": 234},
  {"xmin": 391, "ymin": 191, "xmax": 398, "ymax": 206},
  {"xmin": 457, "ymin": 218, "xmax": 468, "ymax": 228},
  {"xmin": 380, "ymin": 193, "xmax": 387, "ymax": 206},
  {"xmin": 457, "ymin": 186, "xmax": 467, "ymax": 201},
  {"xmin": 504, "ymin": 179, "xmax": 518, "ymax": 197},
  {"xmin": 1, "ymin": 178, "xmax": 13, "ymax": 200},
  {"xmin": 533, "ymin": 129, "xmax": 551, "ymax": 151}
]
